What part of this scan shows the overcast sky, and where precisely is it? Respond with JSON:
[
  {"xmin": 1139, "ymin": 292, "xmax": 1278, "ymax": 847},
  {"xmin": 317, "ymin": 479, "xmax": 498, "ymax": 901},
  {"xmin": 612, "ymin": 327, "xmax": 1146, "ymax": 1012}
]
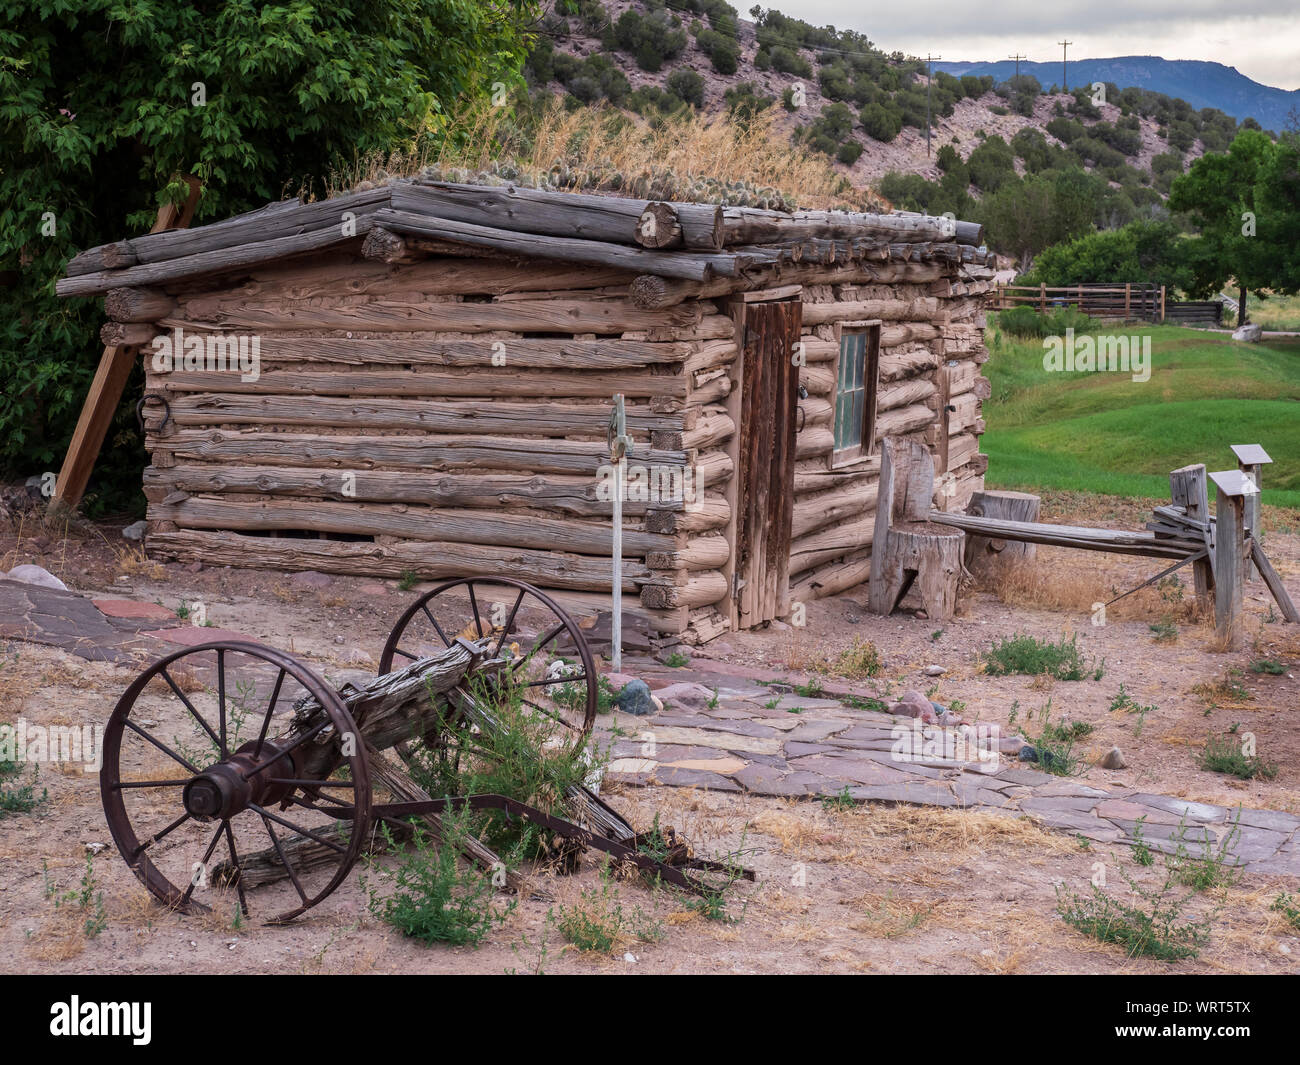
[{"xmin": 790, "ymin": 1, "xmax": 1300, "ymax": 89}]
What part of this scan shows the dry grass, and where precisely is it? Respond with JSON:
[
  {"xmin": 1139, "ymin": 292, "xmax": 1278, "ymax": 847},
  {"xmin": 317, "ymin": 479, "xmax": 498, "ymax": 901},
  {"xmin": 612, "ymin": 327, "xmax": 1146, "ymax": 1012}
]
[
  {"xmin": 983, "ymin": 558, "xmax": 1202, "ymax": 624},
  {"xmin": 112, "ymin": 545, "xmax": 165, "ymax": 581},
  {"xmin": 327, "ymin": 96, "xmax": 885, "ymax": 212}
]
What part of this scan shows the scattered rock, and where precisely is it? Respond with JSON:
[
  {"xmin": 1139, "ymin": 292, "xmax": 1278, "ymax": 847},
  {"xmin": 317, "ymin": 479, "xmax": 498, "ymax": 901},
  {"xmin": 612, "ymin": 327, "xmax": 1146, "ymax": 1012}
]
[
  {"xmin": 655, "ymin": 644, "xmax": 690, "ymax": 665},
  {"xmin": 923, "ymin": 665, "xmax": 947, "ymax": 676},
  {"xmin": 186, "ymin": 561, "xmax": 203, "ymax": 574},
  {"xmin": 890, "ymin": 690, "xmax": 938, "ymax": 723},
  {"xmin": 623, "ymin": 953, "xmax": 638, "ymax": 963},
  {"xmin": 4, "ymin": 564, "xmax": 68, "ymax": 591},
  {"xmin": 997, "ymin": 733, "xmax": 1030, "ymax": 754},
  {"xmin": 1232, "ymin": 322, "xmax": 1263, "ymax": 342},
  {"xmin": 122, "ymin": 520, "xmax": 148, "ymax": 541},
  {"xmin": 614, "ymin": 678, "xmax": 657, "ymax": 716},
  {"xmin": 82, "ymin": 842, "xmax": 108, "ymax": 855},
  {"xmin": 290, "ymin": 570, "xmax": 334, "ymax": 589},
  {"xmin": 343, "ymin": 648, "xmax": 374, "ymax": 667},
  {"xmin": 769, "ymin": 619, "xmax": 791, "ymax": 631},
  {"xmin": 652, "ymin": 681, "xmax": 716, "ymax": 711},
  {"xmin": 1099, "ymin": 746, "xmax": 1127, "ymax": 770}
]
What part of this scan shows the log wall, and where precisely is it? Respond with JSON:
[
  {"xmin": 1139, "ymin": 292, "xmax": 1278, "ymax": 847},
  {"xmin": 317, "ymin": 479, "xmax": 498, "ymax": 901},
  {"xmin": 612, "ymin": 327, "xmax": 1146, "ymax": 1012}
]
[{"xmin": 126, "ymin": 248, "xmax": 990, "ymax": 643}]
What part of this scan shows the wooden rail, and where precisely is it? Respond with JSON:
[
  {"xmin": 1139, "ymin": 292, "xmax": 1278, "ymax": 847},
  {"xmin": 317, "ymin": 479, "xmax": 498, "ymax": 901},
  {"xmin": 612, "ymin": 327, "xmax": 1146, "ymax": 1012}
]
[{"xmin": 988, "ymin": 282, "xmax": 1163, "ymax": 322}]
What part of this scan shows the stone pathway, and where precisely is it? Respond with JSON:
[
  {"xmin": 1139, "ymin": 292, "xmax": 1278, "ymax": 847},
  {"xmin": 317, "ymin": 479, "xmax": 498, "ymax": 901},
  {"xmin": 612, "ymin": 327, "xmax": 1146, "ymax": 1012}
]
[
  {"xmin": 598, "ymin": 655, "xmax": 1300, "ymax": 877},
  {"xmin": 3, "ymin": 577, "xmax": 1298, "ymax": 876}
]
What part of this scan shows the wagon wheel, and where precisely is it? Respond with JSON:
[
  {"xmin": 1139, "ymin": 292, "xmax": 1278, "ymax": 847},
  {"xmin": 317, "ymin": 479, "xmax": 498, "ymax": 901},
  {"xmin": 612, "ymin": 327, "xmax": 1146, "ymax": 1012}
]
[
  {"xmin": 101, "ymin": 641, "xmax": 371, "ymax": 924},
  {"xmin": 378, "ymin": 577, "xmax": 599, "ymax": 761}
]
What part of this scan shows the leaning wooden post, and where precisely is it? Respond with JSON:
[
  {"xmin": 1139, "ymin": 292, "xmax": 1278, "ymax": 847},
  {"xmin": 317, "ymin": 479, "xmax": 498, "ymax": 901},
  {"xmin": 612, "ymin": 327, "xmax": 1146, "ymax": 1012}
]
[
  {"xmin": 1169, "ymin": 464, "xmax": 1214, "ymax": 611},
  {"xmin": 1209, "ymin": 470, "xmax": 1251, "ymax": 649},
  {"xmin": 1230, "ymin": 445, "xmax": 1271, "ymax": 581}
]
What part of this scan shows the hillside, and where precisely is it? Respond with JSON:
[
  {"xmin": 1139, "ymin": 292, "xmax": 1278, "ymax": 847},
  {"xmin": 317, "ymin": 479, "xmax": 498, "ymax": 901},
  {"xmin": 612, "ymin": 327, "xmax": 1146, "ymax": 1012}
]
[
  {"xmin": 938, "ymin": 56, "xmax": 1300, "ymax": 134},
  {"xmin": 528, "ymin": 1, "xmax": 1246, "ymax": 205}
]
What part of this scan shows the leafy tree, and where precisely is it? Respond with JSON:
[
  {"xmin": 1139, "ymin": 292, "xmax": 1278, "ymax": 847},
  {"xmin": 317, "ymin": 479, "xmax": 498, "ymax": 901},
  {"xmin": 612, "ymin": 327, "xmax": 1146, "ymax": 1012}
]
[
  {"xmin": 1, "ymin": 0, "xmax": 534, "ymax": 501},
  {"xmin": 1021, "ymin": 219, "xmax": 1193, "ymax": 292},
  {"xmin": 966, "ymin": 135, "xmax": 1016, "ymax": 191},
  {"xmin": 665, "ymin": 68, "xmax": 704, "ymax": 109},
  {"xmin": 1168, "ymin": 129, "xmax": 1292, "ymax": 323},
  {"xmin": 859, "ymin": 101, "xmax": 901, "ymax": 142},
  {"xmin": 977, "ymin": 170, "xmax": 1103, "ymax": 270}
]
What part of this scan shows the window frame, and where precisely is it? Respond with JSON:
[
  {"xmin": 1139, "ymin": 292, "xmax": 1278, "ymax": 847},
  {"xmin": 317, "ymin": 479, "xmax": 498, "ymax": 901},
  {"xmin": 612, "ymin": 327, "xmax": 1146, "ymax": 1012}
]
[{"xmin": 829, "ymin": 319, "xmax": 882, "ymax": 469}]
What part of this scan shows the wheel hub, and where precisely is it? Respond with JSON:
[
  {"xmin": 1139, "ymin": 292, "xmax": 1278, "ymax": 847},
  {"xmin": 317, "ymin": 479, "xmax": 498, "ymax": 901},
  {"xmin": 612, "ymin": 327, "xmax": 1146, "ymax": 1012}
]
[{"xmin": 182, "ymin": 740, "xmax": 298, "ymax": 821}]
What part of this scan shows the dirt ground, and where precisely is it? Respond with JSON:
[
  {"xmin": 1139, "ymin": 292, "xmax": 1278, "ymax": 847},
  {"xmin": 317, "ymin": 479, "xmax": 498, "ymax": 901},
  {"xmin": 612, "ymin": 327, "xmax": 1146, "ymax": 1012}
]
[{"xmin": 1, "ymin": 490, "xmax": 1298, "ymax": 974}]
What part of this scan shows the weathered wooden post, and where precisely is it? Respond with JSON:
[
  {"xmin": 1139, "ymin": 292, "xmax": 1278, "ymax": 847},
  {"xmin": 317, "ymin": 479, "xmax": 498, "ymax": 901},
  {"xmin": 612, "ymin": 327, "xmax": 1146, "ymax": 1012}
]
[
  {"xmin": 1208, "ymin": 470, "xmax": 1252, "ymax": 649},
  {"xmin": 964, "ymin": 489, "xmax": 1040, "ymax": 578},
  {"xmin": 1169, "ymin": 464, "xmax": 1214, "ymax": 610},
  {"xmin": 1230, "ymin": 445, "xmax": 1271, "ymax": 580}
]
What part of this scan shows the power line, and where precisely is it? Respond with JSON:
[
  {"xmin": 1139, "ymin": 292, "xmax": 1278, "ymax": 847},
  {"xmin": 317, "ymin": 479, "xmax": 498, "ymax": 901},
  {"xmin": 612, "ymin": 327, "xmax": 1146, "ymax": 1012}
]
[
  {"xmin": 1059, "ymin": 39, "xmax": 1073, "ymax": 92},
  {"xmin": 1008, "ymin": 53, "xmax": 1026, "ymax": 80}
]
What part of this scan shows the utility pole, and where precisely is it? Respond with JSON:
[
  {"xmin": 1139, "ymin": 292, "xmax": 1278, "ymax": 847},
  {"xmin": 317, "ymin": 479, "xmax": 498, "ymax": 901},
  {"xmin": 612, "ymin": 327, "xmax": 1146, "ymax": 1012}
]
[
  {"xmin": 925, "ymin": 53, "xmax": 940, "ymax": 157},
  {"xmin": 1008, "ymin": 53, "xmax": 1026, "ymax": 80},
  {"xmin": 1059, "ymin": 40, "xmax": 1072, "ymax": 92}
]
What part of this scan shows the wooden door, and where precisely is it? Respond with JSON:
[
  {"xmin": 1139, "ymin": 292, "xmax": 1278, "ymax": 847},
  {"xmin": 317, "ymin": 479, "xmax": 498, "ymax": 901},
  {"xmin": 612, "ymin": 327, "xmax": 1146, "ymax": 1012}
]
[{"xmin": 734, "ymin": 297, "xmax": 802, "ymax": 627}]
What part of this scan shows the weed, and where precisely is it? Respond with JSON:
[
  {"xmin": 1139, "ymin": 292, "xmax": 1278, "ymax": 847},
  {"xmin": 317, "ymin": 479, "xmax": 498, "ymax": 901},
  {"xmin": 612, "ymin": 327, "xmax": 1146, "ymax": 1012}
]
[
  {"xmin": 1149, "ymin": 619, "xmax": 1179, "ymax": 643},
  {"xmin": 0, "ymin": 727, "xmax": 47, "ymax": 816},
  {"xmin": 982, "ymin": 633, "xmax": 1100, "ymax": 682},
  {"xmin": 397, "ymin": 570, "xmax": 419, "ymax": 592},
  {"xmin": 552, "ymin": 860, "xmax": 663, "ymax": 954},
  {"xmin": 821, "ymin": 785, "xmax": 855, "ymax": 812},
  {"xmin": 930, "ymin": 629, "xmax": 944, "ymax": 642},
  {"xmin": 792, "ymin": 677, "xmax": 825, "ymax": 697},
  {"xmin": 1056, "ymin": 880, "xmax": 1209, "ymax": 961},
  {"xmin": 829, "ymin": 638, "xmax": 883, "ymax": 679},
  {"xmin": 1166, "ymin": 817, "xmax": 1241, "ymax": 892},
  {"xmin": 1199, "ymin": 733, "xmax": 1277, "ymax": 780},
  {"xmin": 1025, "ymin": 700, "xmax": 1082, "ymax": 776},
  {"xmin": 1250, "ymin": 659, "xmax": 1286, "ymax": 675},
  {"xmin": 362, "ymin": 817, "xmax": 515, "ymax": 947},
  {"xmin": 46, "ymin": 854, "xmax": 108, "ymax": 938},
  {"xmin": 1130, "ymin": 817, "xmax": 1154, "ymax": 867},
  {"xmin": 707, "ymin": 687, "xmax": 719, "ymax": 709},
  {"xmin": 1271, "ymin": 892, "xmax": 1300, "ymax": 932},
  {"xmin": 840, "ymin": 693, "xmax": 889, "ymax": 712},
  {"xmin": 663, "ymin": 651, "xmax": 690, "ymax": 668}
]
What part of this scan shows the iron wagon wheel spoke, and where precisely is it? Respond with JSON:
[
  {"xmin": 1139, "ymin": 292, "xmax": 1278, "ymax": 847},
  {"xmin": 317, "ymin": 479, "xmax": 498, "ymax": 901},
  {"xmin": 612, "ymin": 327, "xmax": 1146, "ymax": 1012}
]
[
  {"xmin": 182, "ymin": 822, "xmax": 226, "ymax": 907},
  {"xmin": 112, "ymin": 779, "xmax": 192, "ymax": 790},
  {"xmin": 249, "ymin": 803, "xmax": 348, "ymax": 855},
  {"xmin": 262, "ymin": 815, "xmax": 309, "ymax": 905},
  {"xmin": 221, "ymin": 819, "xmax": 249, "ymax": 916},
  {"xmin": 392, "ymin": 647, "xmax": 417, "ymax": 662},
  {"xmin": 494, "ymin": 588, "xmax": 526, "ymax": 657},
  {"xmin": 266, "ymin": 778, "xmax": 356, "ymax": 789},
  {"xmin": 252, "ymin": 667, "xmax": 287, "ymax": 759},
  {"xmin": 521, "ymin": 698, "xmax": 583, "ymax": 733},
  {"xmin": 217, "ymin": 648, "xmax": 228, "ymax": 757},
  {"xmin": 130, "ymin": 811, "xmax": 193, "ymax": 859},
  {"xmin": 519, "ymin": 673, "xmax": 587, "ymax": 689},
  {"xmin": 468, "ymin": 582, "xmax": 486, "ymax": 639},
  {"xmin": 159, "ymin": 668, "xmax": 222, "ymax": 751},
  {"xmin": 124, "ymin": 721, "xmax": 201, "ymax": 776},
  {"xmin": 422, "ymin": 604, "xmax": 451, "ymax": 647}
]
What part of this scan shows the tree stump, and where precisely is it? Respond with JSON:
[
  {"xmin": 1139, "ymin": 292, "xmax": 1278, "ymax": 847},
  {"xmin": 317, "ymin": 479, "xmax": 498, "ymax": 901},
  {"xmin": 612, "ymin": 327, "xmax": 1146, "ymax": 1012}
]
[
  {"xmin": 965, "ymin": 489, "xmax": 1040, "ymax": 577},
  {"xmin": 868, "ymin": 520, "xmax": 965, "ymax": 619}
]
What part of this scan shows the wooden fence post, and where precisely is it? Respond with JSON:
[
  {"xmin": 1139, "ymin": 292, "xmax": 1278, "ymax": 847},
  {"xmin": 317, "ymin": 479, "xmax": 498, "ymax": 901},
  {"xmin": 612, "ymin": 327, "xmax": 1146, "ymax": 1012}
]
[
  {"xmin": 1160, "ymin": 285, "xmax": 1166, "ymax": 323},
  {"xmin": 1040, "ymin": 283, "xmax": 1046, "ymax": 313},
  {"xmin": 1231, "ymin": 445, "xmax": 1271, "ymax": 581},
  {"xmin": 1170, "ymin": 464, "xmax": 1214, "ymax": 611},
  {"xmin": 1210, "ymin": 471, "xmax": 1251, "ymax": 648}
]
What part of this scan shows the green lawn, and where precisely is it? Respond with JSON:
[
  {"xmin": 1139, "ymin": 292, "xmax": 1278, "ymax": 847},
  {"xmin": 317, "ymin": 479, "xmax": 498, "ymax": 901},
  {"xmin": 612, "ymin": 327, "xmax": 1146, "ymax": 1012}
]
[{"xmin": 981, "ymin": 321, "xmax": 1300, "ymax": 508}]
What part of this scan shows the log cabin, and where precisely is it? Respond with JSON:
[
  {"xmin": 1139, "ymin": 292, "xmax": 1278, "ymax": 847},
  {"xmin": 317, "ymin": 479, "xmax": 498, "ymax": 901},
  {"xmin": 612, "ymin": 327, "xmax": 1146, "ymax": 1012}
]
[{"xmin": 56, "ymin": 177, "xmax": 995, "ymax": 644}]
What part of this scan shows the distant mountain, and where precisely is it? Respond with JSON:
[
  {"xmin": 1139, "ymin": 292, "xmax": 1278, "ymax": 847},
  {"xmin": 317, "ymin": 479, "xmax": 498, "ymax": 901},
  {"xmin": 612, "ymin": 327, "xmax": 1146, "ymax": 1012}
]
[{"xmin": 936, "ymin": 56, "xmax": 1299, "ymax": 132}]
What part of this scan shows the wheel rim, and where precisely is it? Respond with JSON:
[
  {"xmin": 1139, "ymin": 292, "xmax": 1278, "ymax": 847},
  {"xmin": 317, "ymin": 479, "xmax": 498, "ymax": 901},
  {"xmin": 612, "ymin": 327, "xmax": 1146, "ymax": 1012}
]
[
  {"xmin": 378, "ymin": 577, "xmax": 599, "ymax": 752},
  {"xmin": 101, "ymin": 641, "xmax": 371, "ymax": 924}
]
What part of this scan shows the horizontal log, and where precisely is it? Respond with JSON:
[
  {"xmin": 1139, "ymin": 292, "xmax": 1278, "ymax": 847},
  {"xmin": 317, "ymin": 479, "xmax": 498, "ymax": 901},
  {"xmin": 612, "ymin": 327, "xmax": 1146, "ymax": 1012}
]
[
  {"xmin": 720, "ymin": 207, "xmax": 967, "ymax": 247},
  {"xmin": 104, "ymin": 287, "xmax": 177, "ymax": 322},
  {"xmin": 148, "ymin": 529, "xmax": 645, "ymax": 592},
  {"xmin": 100, "ymin": 321, "xmax": 156, "ymax": 346},
  {"xmin": 878, "ymin": 377, "xmax": 937, "ymax": 412},
  {"xmin": 790, "ymin": 517, "xmax": 874, "ymax": 575},
  {"xmin": 880, "ymin": 348, "xmax": 942, "ymax": 381},
  {"xmin": 173, "ymin": 292, "xmax": 701, "ymax": 335},
  {"xmin": 399, "ymin": 181, "xmax": 724, "ymax": 251},
  {"xmin": 154, "ymin": 429, "xmax": 687, "ymax": 476},
  {"xmin": 796, "ymin": 427, "xmax": 835, "ymax": 460},
  {"xmin": 375, "ymin": 208, "xmax": 759, "ymax": 282},
  {"xmin": 162, "ymin": 393, "xmax": 682, "ymax": 435},
  {"xmin": 874, "ymin": 402, "xmax": 935, "ymax": 439},
  {"xmin": 66, "ymin": 240, "xmax": 138, "ymax": 276},
  {"xmin": 646, "ymin": 535, "xmax": 730, "ymax": 570},
  {"xmin": 927, "ymin": 512, "xmax": 1201, "ymax": 559},
  {"xmin": 792, "ymin": 480, "xmax": 878, "ymax": 540},
  {"xmin": 164, "ymin": 334, "xmax": 698, "ymax": 369},
  {"xmin": 644, "ymin": 496, "xmax": 730, "ymax": 534},
  {"xmin": 147, "ymin": 495, "xmax": 671, "ymax": 557},
  {"xmin": 801, "ymin": 297, "xmax": 939, "ymax": 326},
  {"xmin": 58, "ymin": 216, "xmax": 377, "ymax": 298},
  {"xmin": 147, "ymin": 365, "xmax": 686, "ymax": 400},
  {"xmin": 793, "ymin": 455, "xmax": 880, "ymax": 495},
  {"xmin": 790, "ymin": 547, "xmax": 873, "ymax": 604},
  {"xmin": 880, "ymin": 322, "xmax": 941, "ymax": 347},
  {"xmin": 799, "ymin": 365, "xmax": 834, "ymax": 396},
  {"xmin": 228, "ymin": 253, "xmax": 639, "ymax": 301},
  {"xmin": 142, "ymin": 465, "xmax": 689, "ymax": 516},
  {"xmin": 639, "ymin": 571, "xmax": 728, "ymax": 610}
]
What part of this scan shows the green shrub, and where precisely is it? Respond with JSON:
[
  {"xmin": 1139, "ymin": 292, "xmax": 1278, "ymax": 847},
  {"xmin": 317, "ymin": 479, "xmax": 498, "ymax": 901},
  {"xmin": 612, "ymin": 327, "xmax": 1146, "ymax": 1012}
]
[
  {"xmin": 836, "ymin": 141, "xmax": 863, "ymax": 165},
  {"xmin": 983, "ymin": 633, "xmax": 1102, "ymax": 681},
  {"xmin": 665, "ymin": 68, "xmax": 704, "ymax": 109},
  {"xmin": 1199, "ymin": 734, "xmax": 1277, "ymax": 780},
  {"xmin": 860, "ymin": 101, "xmax": 902, "ymax": 142}
]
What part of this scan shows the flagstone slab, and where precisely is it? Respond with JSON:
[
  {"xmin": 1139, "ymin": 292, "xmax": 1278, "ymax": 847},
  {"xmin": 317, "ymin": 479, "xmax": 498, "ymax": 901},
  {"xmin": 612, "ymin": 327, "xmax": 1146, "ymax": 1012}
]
[
  {"xmin": 1095, "ymin": 799, "xmax": 1190, "ymax": 825},
  {"xmin": 1225, "ymin": 807, "xmax": 1300, "ymax": 835},
  {"xmin": 142, "ymin": 625, "xmax": 253, "ymax": 646},
  {"xmin": 732, "ymin": 763, "xmax": 807, "ymax": 795},
  {"xmin": 1105, "ymin": 819, "xmax": 1217, "ymax": 844},
  {"xmin": 848, "ymin": 783, "xmax": 959, "ymax": 808},
  {"xmin": 784, "ymin": 720, "xmax": 852, "ymax": 743},
  {"xmin": 644, "ymin": 715, "xmax": 781, "ymax": 739},
  {"xmin": 634, "ymin": 725, "xmax": 782, "ymax": 756},
  {"xmin": 784, "ymin": 741, "xmax": 839, "ymax": 759},
  {"xmin": 607, "ymin": 758, "xmax": 657, "ymax": 775},
  {"xmin": 1223, "ymin": 827, "xmax": 1289, "ymax": 863},
  {"xmin": 662, "ymin": 756, "xmax": 747, "ymax": 774},
  {"xmin": 650, "ymin": 766, "xmax": 742, "ymax": 791},
  {"xmin": 1020, "ymin": 796, "xmax": 1107, "ymax": 815},
  {"xmin": 1021, "ymin": 810, "xmax": 1123, "ymax": 841},
  {"xmin": 786, "ymin": 753, "xmax": 911, "ymax": 787},
  {"xmin": 93, "ymin": 599, "xmax": 178, "ymax": 621},
  {"xmin": 1130, "ymin": 793, "xmax": 1228, "ymax": 824}
]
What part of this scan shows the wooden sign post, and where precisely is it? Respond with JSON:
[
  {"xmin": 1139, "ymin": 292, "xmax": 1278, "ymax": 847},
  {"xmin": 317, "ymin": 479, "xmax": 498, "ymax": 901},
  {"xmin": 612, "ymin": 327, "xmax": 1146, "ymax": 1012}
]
[
  {"xmin": 1209, "ymin": 470, "xmax": 1254, "ymax": 648},
  {"xmin": 1230, "ymin": 444, "xmax": 1271, "ymax": 581}
]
